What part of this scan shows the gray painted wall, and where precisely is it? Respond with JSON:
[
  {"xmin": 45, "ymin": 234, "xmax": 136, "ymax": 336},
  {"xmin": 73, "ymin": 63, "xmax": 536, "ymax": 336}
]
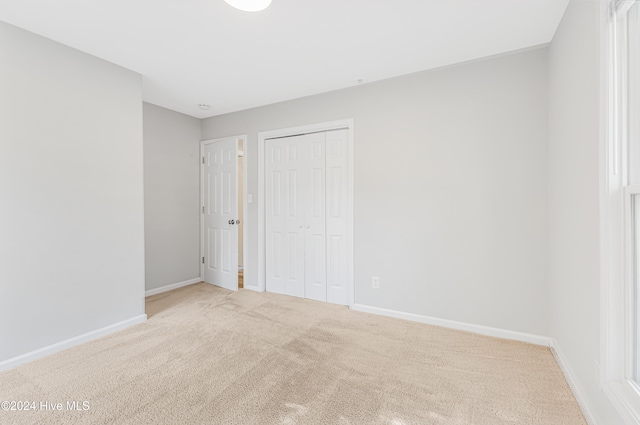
[
  {"xmin": 143, "ymin": 103, "xmax": 201, "ymax": 291},
  {"xmin": 202, "ymin": 47, "xmax": 550, "ymax": 336},
  {"xmin": 2, "ymin": 7, "xmax": 619, "ymax": 420},
  {"xmin": 548, "ymin": 1, "xmax": 623, "ymax": 423},
  {"xmin": 0, "ymin": 22, "xmax": 145, "ymax": 363}
]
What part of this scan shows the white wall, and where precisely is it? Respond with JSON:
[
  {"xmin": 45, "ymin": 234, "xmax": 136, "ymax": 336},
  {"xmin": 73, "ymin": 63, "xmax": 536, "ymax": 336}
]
[
  {"xmin": 548, "ymin": 1, "xmax": 624, "ymax": 423},
  {"xmin": 202, "ymin": 47, "xmax": 550, "ymax": 337},
  {"xmin": 143, "ymin": 103, "xmax": 201, "ymax": 291},
  {"xmin": 0, "ymin": 22, "xmax": 145, "ymax": 365}
]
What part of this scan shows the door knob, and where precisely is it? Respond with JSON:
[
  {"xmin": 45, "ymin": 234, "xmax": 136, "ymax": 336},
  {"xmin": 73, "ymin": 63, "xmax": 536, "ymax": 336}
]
[{"xmin": 228, "ymin": 219, "xmax": 235, "ymax": 225}]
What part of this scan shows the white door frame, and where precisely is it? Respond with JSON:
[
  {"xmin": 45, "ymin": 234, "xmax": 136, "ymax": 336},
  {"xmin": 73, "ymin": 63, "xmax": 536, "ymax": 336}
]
[
  {"xmin": 200, "ymin": 135, "xmax": 248, "ymax": 288},
  {"xmin": 257, "ymin": 119, "xmax": 354, "ymax": 307}
]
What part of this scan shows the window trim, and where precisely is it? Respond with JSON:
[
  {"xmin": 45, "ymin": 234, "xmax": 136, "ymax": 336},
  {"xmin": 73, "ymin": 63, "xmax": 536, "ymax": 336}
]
[{"xmin": 602, "ymin": 1, "xmax": 640, "ymax": 423}]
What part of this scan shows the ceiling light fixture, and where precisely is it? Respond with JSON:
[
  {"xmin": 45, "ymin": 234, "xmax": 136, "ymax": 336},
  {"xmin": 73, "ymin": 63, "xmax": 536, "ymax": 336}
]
[{"xmin": 223, "ymin": 0, "xmax": 272, "ymax": 12}]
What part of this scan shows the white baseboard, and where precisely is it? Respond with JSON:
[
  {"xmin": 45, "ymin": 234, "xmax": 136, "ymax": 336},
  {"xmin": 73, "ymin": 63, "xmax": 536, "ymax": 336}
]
[
  {"xmin": 0, "ymin": 314, "xmax": 147, "ymax": 373},
  {"xmin": 350, "ymin": 304, "xmax": 551, "ymax": 347},
  {"xmin": 145, "ymin": 277, "xmax": 202, "ymax": 297},
  {"xmin": 550, "ymin": 340, "xmax": 598, "ymax": 425}
]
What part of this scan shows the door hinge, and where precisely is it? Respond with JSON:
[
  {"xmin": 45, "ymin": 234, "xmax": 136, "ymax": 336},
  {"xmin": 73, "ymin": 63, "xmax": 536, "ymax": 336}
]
[
  {"xmin": 202, "ymin": 257, "xmax": 205, "ymax": 264},
  {"xmin": 202, "ymin": 157, "xmax": 205, "ymax": 164},
  {"xmin": 202, "ymin": 206, "xmax": 205, "ymax": 213}
]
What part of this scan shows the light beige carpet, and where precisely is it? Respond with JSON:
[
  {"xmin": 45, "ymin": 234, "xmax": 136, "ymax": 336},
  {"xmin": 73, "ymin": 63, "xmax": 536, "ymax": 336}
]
[{"xmin": 0, "ymin": 283, "xmax": 586, "ymax": 425}]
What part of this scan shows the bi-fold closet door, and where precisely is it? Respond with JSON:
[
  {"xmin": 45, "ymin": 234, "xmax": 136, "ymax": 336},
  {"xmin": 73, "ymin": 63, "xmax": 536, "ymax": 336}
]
[{"xmin": 265, "ymin": 129, "xmax": 349, "ymax": 305}]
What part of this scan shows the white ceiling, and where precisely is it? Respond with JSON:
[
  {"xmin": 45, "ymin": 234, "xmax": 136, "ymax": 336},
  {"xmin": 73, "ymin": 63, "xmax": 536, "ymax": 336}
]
[{"xmin": 0, "ymin": 0, "xmax": 569, "ymax": 119}]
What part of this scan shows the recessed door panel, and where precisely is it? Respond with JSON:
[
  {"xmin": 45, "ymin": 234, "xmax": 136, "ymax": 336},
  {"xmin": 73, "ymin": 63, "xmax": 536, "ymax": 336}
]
[
  {"xmin": 208, "ymin": 227, "xmax": 218, "ymax": 270},
  {"xmin": 272, "ymin": 231, "xmax": 282, "ymax": 279},
  {"xmin": 304, "ymin": 231, "xmax": 326, "ymax": 302},
  {"xmin": 222, "ymin": 171, "xmax": 232, "ymax": 214},
  {"xmin": 311, "ymin": 168, "xmax": 323, "ymax": 218},
  {"xmin": 210, "ymin": 173, "xmax": 219, "ymax": 214},
  {"xmin": 329, "ymin": 167, "xmax": 342, "ymax": 218},
  {"xmin": 271, "ymin": 171, "xmax": 282, "ymax": 217},
  {"xmin": 287, "ymin": 232, "xmax": 298, "ymax": 280},
  {"xmin": 222, "ymin": 228, "xmax": 231, "ymax": 272},
  {"xmin": 328, "ymin": 235, "xmax": 343, "ymax": 289},
  {"xmin": 287, "ymin": 171, "xmax": 297, "ymax": 217}
]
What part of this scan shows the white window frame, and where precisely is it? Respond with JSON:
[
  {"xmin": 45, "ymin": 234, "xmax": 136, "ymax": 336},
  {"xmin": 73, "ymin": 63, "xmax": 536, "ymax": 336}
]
[{"xmin": 603, "ymin": 1, "xmax": 640, "ymax": 423}]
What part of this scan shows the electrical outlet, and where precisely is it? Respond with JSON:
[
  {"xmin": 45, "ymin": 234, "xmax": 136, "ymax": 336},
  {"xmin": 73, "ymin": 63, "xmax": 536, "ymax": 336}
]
[{"xmin": 372, "ymin": 276, "xmax": 380, "ymax": 289}]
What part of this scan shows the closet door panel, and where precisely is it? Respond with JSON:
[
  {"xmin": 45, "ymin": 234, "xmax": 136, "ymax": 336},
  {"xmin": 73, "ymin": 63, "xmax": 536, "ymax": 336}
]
[
  {"xmin": 325, "ymin": 129, "xmax": 350, "ymax": 305},
  {"xmin": 304, "ymin": 133, "xmax": 327, "ymax": 302},
  {"xmin": 265, "ymin": 142, "xmax": 285, "ymax": 295},
  {"xmin": 266, "ymin": 137, "xmax": 305, "ymax": 298}
]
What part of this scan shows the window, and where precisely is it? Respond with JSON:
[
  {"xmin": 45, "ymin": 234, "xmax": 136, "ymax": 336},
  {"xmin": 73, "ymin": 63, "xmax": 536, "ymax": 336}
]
[
  {"xmin": 604, "ymin": 1, "xmax": 640, "ymax": 423},
  {"xmin": 632, "ymin": 190, "xmax": 640, "ymax": 385}
]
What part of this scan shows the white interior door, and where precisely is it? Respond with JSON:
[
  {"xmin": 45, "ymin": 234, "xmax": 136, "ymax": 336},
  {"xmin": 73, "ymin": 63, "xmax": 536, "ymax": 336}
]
[
  {"xmin": 325, "ymin": 129, "xmax": 349, "ymax": 305},
  {"xmin": 202, "ymin": 138, "xmax": 238, "ymax": 291},
  {"xmin": 259, "ymin": 121, "xmax": 353, "ymax": 306},
  {"xmin": 303, "ymin": 133, "xmax": 327, "ymax": 302},
  {"xmin": 266, "ymin": 132, "xmax": 340, "ymax": 303},
  {"xmin": 265, "ymin": 135, "xmax": 306, "ymax": 298}
]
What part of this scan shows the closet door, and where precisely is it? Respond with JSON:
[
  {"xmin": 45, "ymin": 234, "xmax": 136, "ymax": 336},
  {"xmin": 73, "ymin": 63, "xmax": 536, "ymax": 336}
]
[
  {"xmin": 265, "ymin": 130, "xmax": 347, "ymax": 304},
  {"xmin": 325, "ymin": 129, "xmax": 349, "ymax": 305},
  {"xmin": 303, "ymin": 132, "xmax": 327, "ymax": 302},
  {"xmin": 265, "ymin": 135, "xmax": 306, "ymax": 298}
]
